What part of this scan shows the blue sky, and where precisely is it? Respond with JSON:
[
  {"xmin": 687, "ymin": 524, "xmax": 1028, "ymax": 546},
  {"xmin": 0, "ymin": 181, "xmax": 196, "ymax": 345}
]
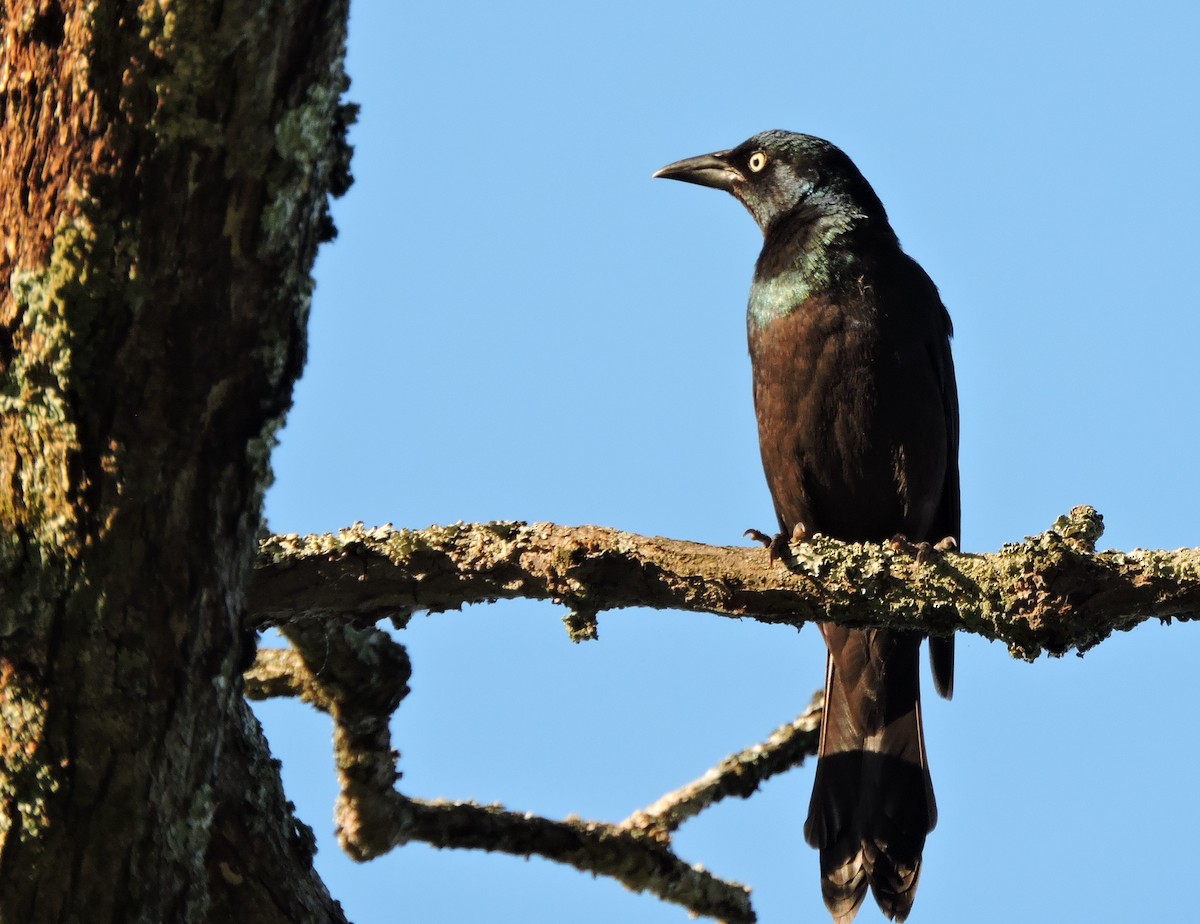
[{"xmin": 257, "ymin": 3, "xmax": 1200, "ymax": 922}]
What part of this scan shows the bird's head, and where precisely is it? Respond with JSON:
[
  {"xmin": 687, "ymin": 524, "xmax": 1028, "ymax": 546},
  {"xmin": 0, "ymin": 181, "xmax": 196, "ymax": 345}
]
[{"xmin": 653, "ymin": 130, "xmax": 887, "ymax": 234}]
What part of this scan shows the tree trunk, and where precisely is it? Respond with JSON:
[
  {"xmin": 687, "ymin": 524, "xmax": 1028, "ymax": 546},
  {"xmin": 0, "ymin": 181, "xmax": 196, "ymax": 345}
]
[{"xmin": 0, "ymin": 2, "xmax": 352, "ymax": 920}]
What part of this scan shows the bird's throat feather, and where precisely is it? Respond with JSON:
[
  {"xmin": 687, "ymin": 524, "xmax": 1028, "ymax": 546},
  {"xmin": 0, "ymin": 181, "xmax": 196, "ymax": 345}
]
[{"xmin": 748, "ymin": 213, "xmax": 860, "ymax": 333}]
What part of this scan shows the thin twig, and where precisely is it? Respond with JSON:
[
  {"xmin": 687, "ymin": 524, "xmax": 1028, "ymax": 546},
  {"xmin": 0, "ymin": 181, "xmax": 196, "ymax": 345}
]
[{"xmin": 623, "ymin": 694, "xmax": 823, "ymax": 837}]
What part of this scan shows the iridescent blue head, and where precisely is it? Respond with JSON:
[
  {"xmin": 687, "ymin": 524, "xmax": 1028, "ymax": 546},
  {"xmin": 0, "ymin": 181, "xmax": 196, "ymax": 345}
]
[{"xmin": 653, "ymin": 130, "xmax": 888, "ymax": 234}]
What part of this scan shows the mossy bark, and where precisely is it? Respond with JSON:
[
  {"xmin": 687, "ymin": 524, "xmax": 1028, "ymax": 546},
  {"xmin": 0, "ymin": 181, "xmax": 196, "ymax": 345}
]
[
  {"xmin": 0, "ymin": 2, "xmax": 351, "ymax": 921},
  {"xmin": 251, "ymin": 509, "xmax": 1200, "ymax": 661}
]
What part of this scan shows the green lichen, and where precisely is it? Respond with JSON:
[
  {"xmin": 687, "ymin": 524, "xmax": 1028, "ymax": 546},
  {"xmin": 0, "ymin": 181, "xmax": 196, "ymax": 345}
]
[
  {"xmin": 0, "ymin": 672, "xmax": 56, "ymax": 840},
  {"xmin": 137, "ymin": 1, "xmax": 231, "ymax": 148},
  {"xmin": 563, "ymin": 608, "xmax": 600, "ymax": 642},
  {"xmin": 482, "ymin": 521, "xmax": 525, "ymax": 541},
  {"xmin": 7, "ymin": 213, "xmax": 132, "ymax": 396},
  {"xmin": 260, "ymin": 80, "xmax": 345, "ymax": 255},
  {"xmin": 1, "ymin": 207, "xmax": 131, "ymax": 558}
]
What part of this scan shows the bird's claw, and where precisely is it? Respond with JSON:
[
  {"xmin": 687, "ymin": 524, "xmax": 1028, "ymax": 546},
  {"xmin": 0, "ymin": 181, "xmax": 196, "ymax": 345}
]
[
  {"xmin": 745, "ymin": 522, "xmax": 810, "ymax": 564},
  {"xmin": 744, "ymin": 528, "xmax": 774, "ymax": 548},
  {"xmin": 744, "ymin": 528, "xmax": 788, "ymax": 563}
]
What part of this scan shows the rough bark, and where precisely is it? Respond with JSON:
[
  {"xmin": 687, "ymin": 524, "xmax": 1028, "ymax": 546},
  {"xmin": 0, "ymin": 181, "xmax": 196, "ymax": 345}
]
[
  {"xmin": 251, "ymin": 506, "xmax": 1196, "ymax": 660},
  {"xmin": 0, "ymin": 2, "xmax": 352, "ymax": 921}
]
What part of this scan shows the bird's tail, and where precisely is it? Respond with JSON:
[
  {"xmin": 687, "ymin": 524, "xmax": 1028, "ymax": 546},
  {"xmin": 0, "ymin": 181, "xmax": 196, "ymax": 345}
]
[{"xmin": 802, "ymin": 627, "xmax": 936, "ymax": 923}]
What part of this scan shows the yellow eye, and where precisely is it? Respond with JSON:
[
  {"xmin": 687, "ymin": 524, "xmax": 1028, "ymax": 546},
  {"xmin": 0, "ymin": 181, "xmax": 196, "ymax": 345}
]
[{"xmin": 748, "ymin": 151, "xmax": 768, "ymax": 172}]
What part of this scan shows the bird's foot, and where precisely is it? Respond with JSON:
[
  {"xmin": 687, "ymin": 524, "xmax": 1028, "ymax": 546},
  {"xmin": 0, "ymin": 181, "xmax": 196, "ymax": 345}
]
[
  {"xmin": 888, "ymin": 533, "xmax": 957, "ymax": 564},
  {"xmin": 745, "ymin": 522, "xmax": 810, "ymax": 564}
]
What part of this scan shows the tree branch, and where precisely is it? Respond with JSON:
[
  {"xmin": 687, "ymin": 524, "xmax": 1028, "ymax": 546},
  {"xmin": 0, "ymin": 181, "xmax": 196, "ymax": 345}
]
[
  {"xmin": 245, "ymin": 642, "xmax": 824, "ymax": 924},
  {"xmin": 621, "ymin": 695, "xmax": 823, "ymax": 838},
  {"xmin": 243, "ymin": 505, "xmax": 1200, "ymax": 920},
  {"xmin": 251, "ymin": 506, "xmax": 1199, "ymax": 660},
  {"xmin": 391, "ymin": 794, "xmax": 756, "ymax": 923},
  {"xmin": 252, "ymin": 622, "xmax": 411, "ymax": 861}
]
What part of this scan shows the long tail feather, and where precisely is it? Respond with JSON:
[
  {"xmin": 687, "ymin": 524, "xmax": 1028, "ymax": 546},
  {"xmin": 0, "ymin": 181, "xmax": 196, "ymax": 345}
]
[{"xmin": 805, "ymin": 627, "xmax": 936, "ymax": 923}]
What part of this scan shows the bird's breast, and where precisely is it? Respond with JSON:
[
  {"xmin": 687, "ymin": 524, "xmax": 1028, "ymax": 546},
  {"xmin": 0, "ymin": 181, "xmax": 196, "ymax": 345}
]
[{"xmin": 747, "ymin": 295, "xmax": 907, "ymax": 540}]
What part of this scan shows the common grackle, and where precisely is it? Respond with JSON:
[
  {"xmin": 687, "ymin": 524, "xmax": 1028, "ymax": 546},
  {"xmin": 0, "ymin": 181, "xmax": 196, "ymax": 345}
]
[{"xmin": 655, "ymin": 131, "xmax": 959, "ymax": 923}]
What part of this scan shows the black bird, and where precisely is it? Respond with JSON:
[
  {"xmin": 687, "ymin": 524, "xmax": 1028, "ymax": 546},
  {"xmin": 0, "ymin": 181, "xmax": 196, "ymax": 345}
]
[{"xmin": 654, "ymin": 131, "xmax": 959, "ymax": 923}]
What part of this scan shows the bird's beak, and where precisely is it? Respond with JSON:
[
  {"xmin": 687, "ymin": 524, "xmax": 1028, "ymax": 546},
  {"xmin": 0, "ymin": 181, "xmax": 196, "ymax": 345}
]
[{"xmin": 652, "ymin": 150, "xmax": 741, "ymax": 192}]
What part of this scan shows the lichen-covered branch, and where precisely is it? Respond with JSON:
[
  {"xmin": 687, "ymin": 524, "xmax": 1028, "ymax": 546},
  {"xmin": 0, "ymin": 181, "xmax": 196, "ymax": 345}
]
[
  {"xmin": 252, "ymin": 506, "xmax": 1200, "ymax": 660},
  {"xmin": 245, "ymin": 643, "xmax": 808, "ymax": 924},
  {"xmin": 247, "ymin": 622, "xmax": 411, "ymax": 861},
  {"xmin": 239, "ymin": 505, "xmax": 1200, "ymax": 921},
  {"xmin": 244, "ymin": 631, "xmax": 825, "ymax": 922},
  {"xmin": 245, "ymin": 648, "xmax": 330, "ymax": 710},
  {"xmin": 622, "ymin": 694, "xmax": 823, "ymax": 838},
  {"xmin": 390, "ymin": 794, "xmax": 755, "ymax": 923}
]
